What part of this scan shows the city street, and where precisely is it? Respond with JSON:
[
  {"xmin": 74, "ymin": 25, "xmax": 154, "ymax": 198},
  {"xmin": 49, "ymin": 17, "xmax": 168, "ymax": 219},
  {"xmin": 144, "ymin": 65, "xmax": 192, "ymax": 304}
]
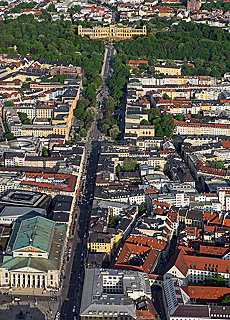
[{"xmin": 59, "ymin": 44, "xmax": 114, "ymax": 320}]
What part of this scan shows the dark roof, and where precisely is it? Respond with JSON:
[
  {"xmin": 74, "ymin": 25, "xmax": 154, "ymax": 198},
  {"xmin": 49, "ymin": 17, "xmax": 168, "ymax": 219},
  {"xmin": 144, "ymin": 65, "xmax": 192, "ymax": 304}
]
[
  {"xmin": 55, "ymin": 195, "xmax": 73, "ymax": 203},
  {"xmin": 90, "ymin": 232, "xmax": 112, "ymax": 243},
  {"xmin": 52, "ymin": 212, "xmax": 70, "ymax": 223},
  {"xmin": 173, "ymin": 305, "xmax": 209, "ymax": 318},
  {"xmin": 210, "ymin": 306, "xmax": 230, "ymax": 318},
  {"xmin": 187, "ymin": 209, "xmax": 203, "ymax": 220},
  {"xmin": 177, "ymin": 169, "xmax": 195, "ymax": 183},
  {"xmin": 87, "ymin": 253, "xmax": 107, "ymax": 267},
  {"xmin": 53, "ymin": 195, "xmax": 73, "ymax": 212},
  {"xmin": 53, "ymin": 201, "xmax": 72, "ymax": 213}
]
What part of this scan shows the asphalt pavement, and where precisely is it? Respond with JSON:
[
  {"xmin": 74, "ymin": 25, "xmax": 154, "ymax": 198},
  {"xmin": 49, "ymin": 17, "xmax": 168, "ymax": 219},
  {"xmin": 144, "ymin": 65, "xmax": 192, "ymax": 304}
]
[{"xmin": 59, "ymin": 45, "xmax": 115, "ymax": 320}]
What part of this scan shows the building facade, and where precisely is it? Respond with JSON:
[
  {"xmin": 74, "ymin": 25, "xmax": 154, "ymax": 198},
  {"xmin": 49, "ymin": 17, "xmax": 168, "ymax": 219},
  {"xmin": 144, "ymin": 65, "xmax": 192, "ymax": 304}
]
[
  {"xmin": 0, "ymin": 216, "xmax": 67, "ymax": 290},
  {"xmin": 78, "ymin": 24, "xmax": 147, "ymax": 39}
]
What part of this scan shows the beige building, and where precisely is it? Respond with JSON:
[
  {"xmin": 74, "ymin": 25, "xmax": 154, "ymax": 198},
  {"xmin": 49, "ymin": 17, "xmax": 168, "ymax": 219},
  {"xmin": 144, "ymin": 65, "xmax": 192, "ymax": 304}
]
[
  {"xmin": 24, "ymin": 156, "xmax": 64, "ymax": 168},
  {"xmin": 155, "ymin": 65, "xmax": 181, "ymax": 76},
  {"xmin": 125, "ymin": 124, "xmax": 155, "ymax": 139},
  {"xmin": 125, "ymin": 113, "xmax": 148, "ymax": 125},
  {"xmin": 21, "ymin": 125, "xmax": 53, "ymax": 138},
  {"xmin": 36, "ymin": 106, "xmax": 54, "ymax": 119},
  {"xmin": 78, "ymin": 24, "xmax": 147, "ymax": 39},
  {"xmin": 175, "ymin": 120, "xmax": 230, "ymax": 136}
]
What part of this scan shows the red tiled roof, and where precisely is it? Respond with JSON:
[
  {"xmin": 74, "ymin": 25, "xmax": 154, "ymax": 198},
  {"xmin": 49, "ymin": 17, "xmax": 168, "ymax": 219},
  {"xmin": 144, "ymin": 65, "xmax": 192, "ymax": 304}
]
[
  {"xmin": 152, "ymin": 200, "xmax": 170, "ymax": 209},
  {"xmin": 113, "ymin": 241, "xmax": 160, "ymax": 274},
  {"xmin": 19, "ymin": 172, "xmax": 76, "ymax": 192},
  {"xmin": 129, "ymin": 60, "xmax": 148, "ymax": 65},
  {"xmin": 167, "ymin": 248, "xmax": 230, "ymax": 276},
  {"xmin": 182, "ymin": 286, "xmax": 230, "ymax": 303},
  {"xmin": 152, "ymin": 208, "xmax": 168, "ymax": 215},
  {"xmin": 136, "ymin": 310, "xmax": 155, "ymax": 320},
  {"xmin": 175, "ymin": 120, "xmax": 230, "ymax": 129},
  {"xmin": 177, "ymin": 246, "xmax": 196, "ymax": 255},
  {"xmin": 199, "ymin": 245, "xmax": 229, "ymax": 257},
  {"xmin": 127, "ymin": 235, "xmax": 167, "ymax": 250},
  {"xmin": 223, "ymin": 140, "xmax": 230, "ymax": 148}
]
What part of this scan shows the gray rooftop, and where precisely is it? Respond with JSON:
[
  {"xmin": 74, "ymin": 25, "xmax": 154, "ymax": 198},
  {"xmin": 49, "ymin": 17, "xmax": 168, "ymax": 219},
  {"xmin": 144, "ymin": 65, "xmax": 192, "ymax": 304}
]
[{"xmin": 80, "ymin": 269, "xmax": 151, "ymax": 318}]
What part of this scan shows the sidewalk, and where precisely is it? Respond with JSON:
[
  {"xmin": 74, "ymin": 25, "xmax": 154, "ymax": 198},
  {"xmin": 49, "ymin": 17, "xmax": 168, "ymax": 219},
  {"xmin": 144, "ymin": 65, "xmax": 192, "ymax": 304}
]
[{"xmin": 3, "ymin": 287, "xmax": 61, "ymax": 297}]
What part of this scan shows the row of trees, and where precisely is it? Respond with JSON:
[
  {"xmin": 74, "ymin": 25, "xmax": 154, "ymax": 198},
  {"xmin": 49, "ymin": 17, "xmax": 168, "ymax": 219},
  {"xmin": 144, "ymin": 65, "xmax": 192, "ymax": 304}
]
[
  {"xmin": 83, "ymin": 73, "xmax": 103, "ymax": 101},
  {"xmin": 101, "ymin": 97, "xmax": 120, "ymax": 140},
  {"xmin": 109, "ymin": 56, "xmax": 130, "ymax": 102},
  {"xmin": 73, "ymin": 98, "xmax": 96, "ymax": 141}
]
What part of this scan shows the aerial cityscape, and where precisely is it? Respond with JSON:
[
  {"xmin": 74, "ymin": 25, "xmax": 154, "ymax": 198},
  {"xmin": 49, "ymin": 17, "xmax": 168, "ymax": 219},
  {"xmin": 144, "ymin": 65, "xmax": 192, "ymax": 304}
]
[{"xmin": 1, "ymin": 0, "xmax": 230, "ymax": 319}]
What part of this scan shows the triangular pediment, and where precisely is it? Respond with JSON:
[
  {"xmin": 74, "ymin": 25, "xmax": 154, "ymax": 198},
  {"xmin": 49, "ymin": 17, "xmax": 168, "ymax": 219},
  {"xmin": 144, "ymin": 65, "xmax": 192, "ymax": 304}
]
[
  {"xmin": 14, "ymin": 246, "xmax": 46, "ymax": 253},
  {"xmin": 12, "ymin": 266, "xmax": 44, "ymax": 273}
]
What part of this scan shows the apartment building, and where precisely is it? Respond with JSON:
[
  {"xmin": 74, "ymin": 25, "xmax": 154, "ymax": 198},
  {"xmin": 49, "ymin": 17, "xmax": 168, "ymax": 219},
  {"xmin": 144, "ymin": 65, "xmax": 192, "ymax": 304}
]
[
  {"xmin": 175, "ymin": 120, "xmax": 230, "ymax": 136},
  {"xmin": 157, "ymin": 193, "xmax": 190, "ymax": 208},
  {"xmin": 20, "ymin": 124, "xmax": 53, "ymax": 138},
  {"xmin": 166, "ymin": 248, "xmax": 230, "ymax": 287},
  {"xmin": 80, "ymin": 269, "xmax": 152, "ymax": 320},
  {"xmin": 217, "ymin": 188, "xmax": 230, "ymax": 211},
  {"xmin": 155, "ymin": 65, "xmax": 181, "ymax": 76},
  {"xmin": 5, "ymin": 153, "xmax": 25, "ymax": 167},
  {"xmin": 78, "ymin": 24, "xmax": 147, "ymax": 39},
  {"xmin": 5, "ymin": 109, "xmax": 22, "ymax": 137},
  {"xmin": 3, "ymin": 104, "xmax": 36, "ymax": 120},
  {"xmin": 24, "ymin": 156, "xmax": 64, "ymax": 169},
  {"xmin": 88, "ymin": 232, "xmax": 120, "ymax": 259},
  {"xmin": 136, "ymin": 136, "xmax": 163, "ymax": 150},
  {"xmin": 12, "ymin": 172, "xmax": 78, "ymax": 198},
  {"xmin": 125, "ymin": 124, "xmax": 155, "ymax": 139},
  {"xmin": 36, "ymin": 105, "xmax": 54, "ymax": 118}
]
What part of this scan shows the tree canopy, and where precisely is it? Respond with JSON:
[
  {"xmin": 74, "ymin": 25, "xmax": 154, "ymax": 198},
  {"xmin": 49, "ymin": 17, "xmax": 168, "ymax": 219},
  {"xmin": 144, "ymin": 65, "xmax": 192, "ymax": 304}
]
[
  {"xmin": 18, "ymin": 112, "xmax": 31, "ymax": 124},
  {"xmin": 0, "ymin": 14, "xmax": 105, "ymax": 73},
  {"xmin": 116, "ymin": 18, "xmax": 230, "ymax": 77},
  {"xmin": 212, "ymin": 161, "xmax": 226, "ymax": 170},
  {"xmin": 122, "ymin": 158, "xmax": 137, "ymax": 172},
  {"xmin": 204, "ymin": 273, "xmax": 227, "ymax": 287}
]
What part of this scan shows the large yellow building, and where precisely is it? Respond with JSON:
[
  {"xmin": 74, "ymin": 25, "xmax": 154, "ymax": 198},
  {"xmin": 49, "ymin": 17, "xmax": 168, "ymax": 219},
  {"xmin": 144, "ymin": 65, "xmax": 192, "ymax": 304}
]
[
  {"xmin": 88, "ymin": 232, "xmax": 121, "ymax": 260},
  {"xmin": 36, "ymin": 106, "xmax": 54, "ymax": 119},
  {"xmin": 21, "ymin": 125, "xmax": 53, "ymax": 138},
  {"xmin": 78, "ymin": 24, "xmax": 147, "ymax": 39}
]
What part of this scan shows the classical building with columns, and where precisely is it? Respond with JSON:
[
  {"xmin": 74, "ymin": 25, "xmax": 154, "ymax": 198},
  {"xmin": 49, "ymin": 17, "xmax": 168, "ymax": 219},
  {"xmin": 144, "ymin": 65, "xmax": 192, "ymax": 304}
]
[{"xmin": 0, "ymin": 216, "xmax": 67, "ymax": 290}]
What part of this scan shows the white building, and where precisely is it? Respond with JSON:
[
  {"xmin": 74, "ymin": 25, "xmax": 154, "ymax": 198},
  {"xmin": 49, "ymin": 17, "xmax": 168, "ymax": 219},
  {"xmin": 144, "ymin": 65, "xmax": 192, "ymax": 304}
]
[
  {"xmin": 158, "ymin": 193, "xmax": 190, "ymax": 208},
  {"xmin": 0, "ymin": 216, "xmax": 67, "ymax": 290}
]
